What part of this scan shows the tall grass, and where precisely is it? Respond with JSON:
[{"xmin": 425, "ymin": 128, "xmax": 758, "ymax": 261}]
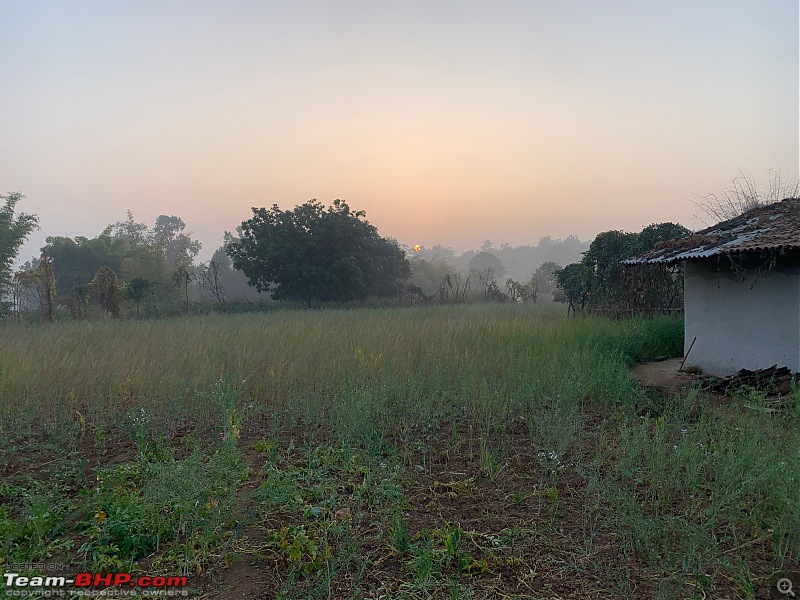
[
  {"xmin": 2, "ymin": 305, "xmax": 796, "ymax": 597},
  {"xmin": 0, "ymin": 305, "xmax": 672, "ymax": 442}
]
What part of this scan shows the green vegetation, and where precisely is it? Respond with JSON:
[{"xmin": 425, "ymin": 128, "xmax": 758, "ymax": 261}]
[
  {"xmin": 555, "ymin": 222, "xmax": 690, "ymax": 314},
  {"xmin": 228, "ymin": 199, "xmax": 410, "ymax": 303},
  {"xmin": 9, "ymin": 196, "xmax": 689, "ymax": 320},
  {"xmin": 0, "ymin": 305, "xmax": 796, "ymax": 599},
  {"xmin": 0, "ymin": 191, "xmax": 39, "ymax": 315}
]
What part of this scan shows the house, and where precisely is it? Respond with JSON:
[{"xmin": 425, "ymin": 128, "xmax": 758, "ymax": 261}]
[{"xmin": 625, "ymin": 198, "xmax": 800, "ymax": 376}]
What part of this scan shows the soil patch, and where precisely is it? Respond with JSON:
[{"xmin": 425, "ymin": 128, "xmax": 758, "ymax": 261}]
[{"xmin": 630, "ymin": 357, "xmax": 697, "ymax": 392}]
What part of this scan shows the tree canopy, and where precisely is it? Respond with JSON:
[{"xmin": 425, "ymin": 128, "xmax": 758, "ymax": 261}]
[
  {"xmin": 1, "ymin": 192, "xmax": 39, "ymax": 314},
  {"xmin": 555, "ymin": 222, "xmax": 690, "ymax": 314},
  {"xmin": 44, "ymin": 228, "xmax": 125, "ymax": 295},
  {"xmin": 409, "ymin": 256, "xmax": 456, "ymax": 296},
  {"xmin": 43, "ymin": 212, "xmax": 202, "ymax": 299},
  {"xmin": 533, "ymin": 261, "xmax": 561, "ymax": 301},
  {"xmin": 227, "ymin": 199, "xmax": 411, "ymax": 303},
  {"xmin": 468, "ymin": 251, "xmax": 507, "ymax": 279},
  {"xmin": 153, "ymin": 215, "xmax": 202, "ymax": 270}
]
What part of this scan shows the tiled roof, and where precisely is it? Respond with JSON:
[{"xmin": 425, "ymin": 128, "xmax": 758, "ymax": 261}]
[{"xmin": 624, "ymin": 198, "xmax": 800, "ymax": 264}]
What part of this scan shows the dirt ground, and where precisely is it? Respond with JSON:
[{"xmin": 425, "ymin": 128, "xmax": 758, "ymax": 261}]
[
  {"xmin": 629, "ymin": 357, "xmax": 698, "ymax": 393},
  {"xmin": 195, "ymin": 421, "xmax": 644, "ymax": 600}
]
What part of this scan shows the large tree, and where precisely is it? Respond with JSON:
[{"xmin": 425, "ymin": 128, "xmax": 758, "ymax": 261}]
[
  {"xmin": 1, "ymin": 192, "xmax": 39, "ymax": 314},
  {"xmin": 227, "ymin": 199, "xmax": 411, "ymax": 303},
  {"xmin": 153, "ymin": 215, "xmax": 202, "ymax": 270}
]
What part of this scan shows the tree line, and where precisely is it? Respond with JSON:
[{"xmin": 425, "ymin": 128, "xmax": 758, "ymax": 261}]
[
  {"xmin": 1, "ymin": 197, "xmax": 269, "ymax": 320},
  {"xmin": 1, "ymin": 193, "xmax": 691, "ymax": 321}
]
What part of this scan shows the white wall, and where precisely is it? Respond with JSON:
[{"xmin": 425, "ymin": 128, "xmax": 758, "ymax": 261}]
[{"xmin": 683, "ymin": 258, "xmax": 800, "ymax": 376}]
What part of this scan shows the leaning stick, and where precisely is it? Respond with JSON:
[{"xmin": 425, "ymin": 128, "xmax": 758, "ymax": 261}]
[{"xmin": 680, "ymin": 336, "xmax": 697, "ymax": 372}]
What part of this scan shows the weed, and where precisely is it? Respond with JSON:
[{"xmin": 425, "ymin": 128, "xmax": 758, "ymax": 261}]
[
  {"xmin": 508, "ymin": 489, "xmax": 530, "ymax": 506},
  {"xmin": 267, "ymin": 525, "xmax": 329, "ymax": 573},
  {"xmin": 388, "ymin": 514, "xmax": 410, "ymax": 556},
  {"xmin": 409, "ymin": 534, "xmax": 439, "ymax": 591},
  {"xmin": 125, "ymin": 407, "xmax": 151, "ymax": 451},
  {"xmin": 478, "ymin": 437, "xmax": 506, "ymax": 483}
]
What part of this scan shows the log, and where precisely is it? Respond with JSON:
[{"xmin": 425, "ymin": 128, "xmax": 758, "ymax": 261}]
[{"xmin": 700, "ymin": 365, "xmax": 799, "ymax": 397}]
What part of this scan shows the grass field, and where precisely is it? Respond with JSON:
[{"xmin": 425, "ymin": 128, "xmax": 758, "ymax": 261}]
[{"xmin": 0, "ymin": 305, "xmax": 798, "ymax": 599}]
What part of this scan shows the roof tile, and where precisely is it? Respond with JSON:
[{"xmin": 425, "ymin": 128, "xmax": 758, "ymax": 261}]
[{"xmin": 625, "ymin": 198, "xmax": 800, "ymax": 264}]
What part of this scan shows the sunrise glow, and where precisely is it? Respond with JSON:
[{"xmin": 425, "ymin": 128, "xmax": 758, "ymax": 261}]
[{"xmin": 1, "ymin": 1, "xmax": 796, "ymax": 260}]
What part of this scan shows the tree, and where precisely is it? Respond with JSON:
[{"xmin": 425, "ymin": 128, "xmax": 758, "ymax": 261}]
[
  {"xmin": 124, "ymin": 277, "xmax": 155, "ymax": 318},
  {"xmin": 90, "ymin": 265, "xmax": 122, "ymax": 318},
  {"xmin": 68, "ymin": 285, "xmax": 90, "ymax": 320},
  {"xmin": 14, "ymin": 251, "xmax": 56, "ymax": 322},
  {"xmin": 505, "ymin": 275, "xmax": 537, "ymax": 303},
  {"xmin": 35, "ymin": 251, "xmax": 56, "ymax": 323},
  {"xmin": 409, "ymin": 256, "xmax": 456, "ymax": 295},
  {"xmin": 533, "ymin": 261, "xmax": 561, "ymax": 301},
  {"xmin": 44, "ymin": 229, "xmax": 126, "ymax": 296},
  {"xmin": 636, "ymin": 223, "xmax": 692, "ymax": 254},
  {"xmin": 198, "ymin": 260, "xmax": 228, "ymax": 311},
  {"xmin": 0, "ymin": 192, "xmax": 39, "ymax": 314},
  {"xmin": 205, "ymin": 232, "xmax": 271, "ymax": 302},
  {"xmin": 438, "ymin": 272, "xmax": 471, "ymax": 304},
  {"xmin": 120, "ymin": 244, "xmax": 167, "ymax": 285},
  {"xmin": 581, "ymin": 230, "xmax": 640, "ymax": 307},
  {"xmin": 9, "ymin": 273, "xmax": 24, "ymax": 320},
  {"xmin": 555, "ymin": 222, "xmax": 690, "ymax": 314},
  {"xmin": 109, "ymin": 211, "xmax": 200, "ymax": 285},
  {"xmin": 109, "ymin": 211, "xmax": 201, "ymax": 308},
  {"xmin": 475, "ymin": 268, "xmax": 509, "ymax": 302},
  {"xmin": 172, "ymin": 265, "xmax": 194, "ymax": 314},
  {"xmin": 153, "ymin": 215, "xmax": 202, "ymax": 270},
  {"xmin": 468, "ymin": 252, "xmax": 507, "ymax": 280},
  {"xmin": 484, "ymin": 237, "xmax": 589, "ymax": 281},
  {"xmin": 112, "ymin": 211, "xmax": 150, "ymax": 250},
  {"xmin": 227, "ymin": 199, "xmax": 411, "ymax": 303},
  {"xmin": 554, "ymin": 263, "xmax": 590, "ymax": 315}
]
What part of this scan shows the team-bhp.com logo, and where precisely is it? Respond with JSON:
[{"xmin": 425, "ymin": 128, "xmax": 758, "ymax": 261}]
[{"xmin": 3, "ymin": 572, "xmax": 188, "ymax": 596}]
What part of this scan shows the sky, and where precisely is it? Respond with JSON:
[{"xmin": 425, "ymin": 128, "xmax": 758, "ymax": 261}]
[{"xmin": 1, "ymin": 0, "xmax": 798, "ymax": 262}]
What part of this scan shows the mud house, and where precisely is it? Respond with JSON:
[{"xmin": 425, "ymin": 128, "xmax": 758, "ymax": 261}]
[{"xmin": 625, "ymin": 198, "xmax": 800, "ymax": 376}]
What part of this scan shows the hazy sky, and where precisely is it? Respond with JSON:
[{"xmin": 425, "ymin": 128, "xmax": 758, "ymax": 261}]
[{"xmin": 2, "ymin": 1, "xmax": 798, "ymax": 261}]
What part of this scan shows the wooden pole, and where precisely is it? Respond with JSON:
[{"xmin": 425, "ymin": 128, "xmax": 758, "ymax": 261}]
[{"xmin": 680, "ymin": 336, "xmax": 697, "ymax": 372}]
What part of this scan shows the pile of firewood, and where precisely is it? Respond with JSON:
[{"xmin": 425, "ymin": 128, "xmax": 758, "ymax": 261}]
[{"xmin": 700, "ymin": 365, "xmax": 798, "ymax": 396}]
